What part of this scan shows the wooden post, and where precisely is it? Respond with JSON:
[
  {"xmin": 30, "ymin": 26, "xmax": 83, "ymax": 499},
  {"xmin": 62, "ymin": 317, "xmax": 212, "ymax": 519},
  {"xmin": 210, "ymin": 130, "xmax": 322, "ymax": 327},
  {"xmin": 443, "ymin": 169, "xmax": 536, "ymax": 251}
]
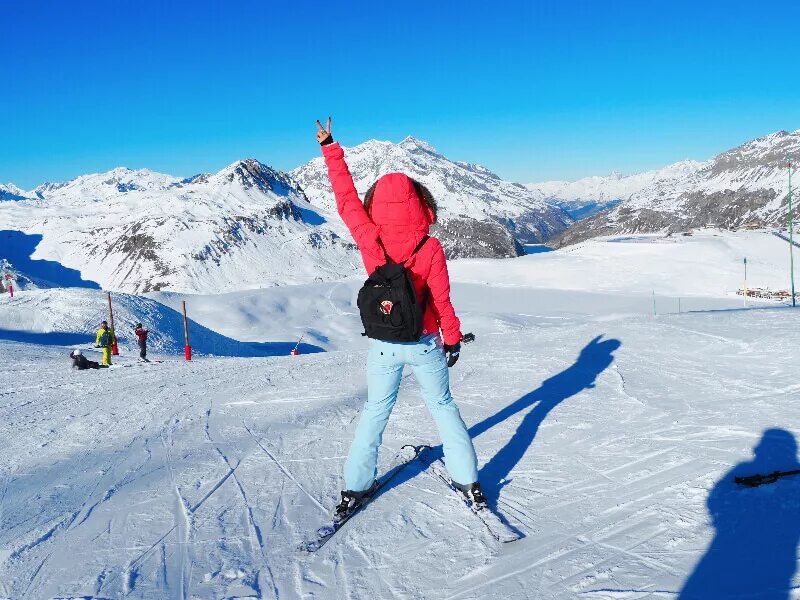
[
  {"xmin": 107, "ymin": 292, "xmax": 119, "ymax": 355},
  {"xmin": 182, "ymin": 300, "xmax": 192, "ymax": 360}
]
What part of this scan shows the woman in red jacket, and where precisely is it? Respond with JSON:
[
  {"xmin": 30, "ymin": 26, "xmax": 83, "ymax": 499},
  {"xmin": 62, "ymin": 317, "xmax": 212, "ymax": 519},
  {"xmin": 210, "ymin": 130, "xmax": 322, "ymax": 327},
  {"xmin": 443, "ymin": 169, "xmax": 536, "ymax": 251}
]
[{"xmin": 316, "ymin": 118, "xmax": 484, "ymax": 522}]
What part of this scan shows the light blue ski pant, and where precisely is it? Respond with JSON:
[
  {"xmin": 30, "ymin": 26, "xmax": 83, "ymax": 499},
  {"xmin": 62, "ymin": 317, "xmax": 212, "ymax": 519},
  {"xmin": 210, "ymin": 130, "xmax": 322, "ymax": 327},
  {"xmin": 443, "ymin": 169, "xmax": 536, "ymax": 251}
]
[{"xmin": 344, "ymin": 334, "xmax": 479, "ymax": 492}]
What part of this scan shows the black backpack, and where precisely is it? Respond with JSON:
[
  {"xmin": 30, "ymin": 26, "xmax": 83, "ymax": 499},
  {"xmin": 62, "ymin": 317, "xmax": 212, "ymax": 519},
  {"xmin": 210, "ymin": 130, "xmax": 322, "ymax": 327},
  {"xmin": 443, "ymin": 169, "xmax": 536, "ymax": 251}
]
[{"xmin": 357, "ymin": 236, "xmax": 430, "ymax": 342}]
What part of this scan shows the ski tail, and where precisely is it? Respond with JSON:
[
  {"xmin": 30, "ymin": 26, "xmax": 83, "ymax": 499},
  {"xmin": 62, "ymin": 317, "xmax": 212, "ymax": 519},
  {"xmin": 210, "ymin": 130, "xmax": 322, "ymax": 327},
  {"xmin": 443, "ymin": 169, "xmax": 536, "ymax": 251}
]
[
  {"xmin": 418, "ymin": 446, "xmax": 520, "ymax": 543},
  {"xmin": 300, "ymin": 444, "xmax": 429, "ymax": 552}
]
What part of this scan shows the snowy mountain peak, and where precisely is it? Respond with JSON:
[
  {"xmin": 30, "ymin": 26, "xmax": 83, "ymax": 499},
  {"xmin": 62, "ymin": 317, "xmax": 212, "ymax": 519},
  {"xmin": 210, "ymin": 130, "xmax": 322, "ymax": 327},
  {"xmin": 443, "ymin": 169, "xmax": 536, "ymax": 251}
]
[
  {"xmin": 398, "ymin": 136, "xmax": 438, "ymax": 153},
  {"xmin": 291, "ymin": 137, "xmax": 572, "ymax": 254},
  {"xmin": 211, "ymin": 158, "xmax": 299, "ymax": 197}
]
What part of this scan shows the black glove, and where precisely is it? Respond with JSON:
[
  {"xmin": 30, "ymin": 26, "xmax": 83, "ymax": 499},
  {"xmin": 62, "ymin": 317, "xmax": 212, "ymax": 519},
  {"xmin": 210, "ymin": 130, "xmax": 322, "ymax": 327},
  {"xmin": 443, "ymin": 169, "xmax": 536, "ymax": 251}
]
[{"xmin": 444, "ymin": 342, "xmax": 461, "ymax": 368}]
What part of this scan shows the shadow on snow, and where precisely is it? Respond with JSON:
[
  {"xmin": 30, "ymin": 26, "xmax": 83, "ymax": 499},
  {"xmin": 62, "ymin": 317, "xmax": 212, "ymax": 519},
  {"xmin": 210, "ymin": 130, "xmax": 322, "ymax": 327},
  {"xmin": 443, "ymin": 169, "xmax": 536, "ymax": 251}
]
[
  {"xmin": 379, "ymin": 335, "xmax": 621, "ymax": 509},
  {"xmin": 472, "ymin": 334, "xmax": 621, "ymax": 500},
  {"xmin": 0, "ymin": 296, "xmax": 324, "ymax": 358},
  {"xmin": 0, "ymin": 230, "xmax": 101, "ymax": 289},
  {"xmin": 679, "ymin": 428, "xmax": 800, "ymax": 599},
  {"xmin": 0, "ymin": 330, "xmax": 93, "ymax": 347}
]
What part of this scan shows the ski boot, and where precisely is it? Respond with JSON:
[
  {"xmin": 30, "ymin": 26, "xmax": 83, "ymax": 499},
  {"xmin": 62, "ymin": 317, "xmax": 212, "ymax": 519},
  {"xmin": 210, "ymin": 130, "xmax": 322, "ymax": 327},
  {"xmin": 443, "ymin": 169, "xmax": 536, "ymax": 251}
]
[
  {"xmin": 453, "ymin": 481, "xmax": 488, "ymax": 511},
  {"xmin": 333, "ymin": 480, "xmax": 378, "ymax": 523}
]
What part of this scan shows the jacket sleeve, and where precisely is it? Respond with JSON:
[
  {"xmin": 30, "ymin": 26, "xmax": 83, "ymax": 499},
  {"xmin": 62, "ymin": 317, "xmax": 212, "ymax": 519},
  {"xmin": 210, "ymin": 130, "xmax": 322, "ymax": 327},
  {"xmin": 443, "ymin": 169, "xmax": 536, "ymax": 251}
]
[
  {"xmin": 95, "ymin": 329, "xmax": 102, "ymax": 345},
  {"xmin": 426, "ymin": 240, "xmax": 462, "ymax": 346},
  {"xmin": 321, "ymin": 142, "xmax": 383, "ymax": 266}
]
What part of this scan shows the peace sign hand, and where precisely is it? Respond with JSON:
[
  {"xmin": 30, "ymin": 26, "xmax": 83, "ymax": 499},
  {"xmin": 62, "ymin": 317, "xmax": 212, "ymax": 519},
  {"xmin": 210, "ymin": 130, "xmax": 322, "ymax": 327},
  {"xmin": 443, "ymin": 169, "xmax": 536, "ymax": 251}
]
[{"xmin": 316, "ymin": 117, "xmax": 333, "ymax": 145}]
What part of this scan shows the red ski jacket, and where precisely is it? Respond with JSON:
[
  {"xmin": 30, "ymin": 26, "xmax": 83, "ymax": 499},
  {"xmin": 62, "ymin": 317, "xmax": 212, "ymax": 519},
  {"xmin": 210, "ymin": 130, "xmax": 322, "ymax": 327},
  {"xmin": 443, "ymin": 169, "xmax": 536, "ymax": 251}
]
[
  {"xmin": 322, "ymin": 142, "xmax": 462, "ymax": 345},
  {"xmin": 134, "ymin": 327, "xmax": 148, "ymax": 343}
]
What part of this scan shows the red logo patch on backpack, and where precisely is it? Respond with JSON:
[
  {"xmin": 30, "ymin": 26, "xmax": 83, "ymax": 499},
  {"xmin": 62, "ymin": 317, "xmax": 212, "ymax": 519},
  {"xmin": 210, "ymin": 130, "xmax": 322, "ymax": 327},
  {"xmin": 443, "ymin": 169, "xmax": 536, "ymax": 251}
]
[{"xmin": 380, "ymin": 300, "xmax": 394, "ymax": 315}]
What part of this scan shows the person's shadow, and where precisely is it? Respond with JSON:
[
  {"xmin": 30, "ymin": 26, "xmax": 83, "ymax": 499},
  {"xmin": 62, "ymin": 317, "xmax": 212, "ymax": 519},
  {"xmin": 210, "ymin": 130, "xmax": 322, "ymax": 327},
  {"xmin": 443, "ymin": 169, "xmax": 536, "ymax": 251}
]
[
  {"xmin": 380, "ymin": 335, "xmax": 621, "ymax": 502},
  {"xmin": 679, "ymin": 428, "xmax": 800, "ymax": 599},
  {"xmin": 471, "ymin": 335, "xmax": 621, "ymax": 499}
]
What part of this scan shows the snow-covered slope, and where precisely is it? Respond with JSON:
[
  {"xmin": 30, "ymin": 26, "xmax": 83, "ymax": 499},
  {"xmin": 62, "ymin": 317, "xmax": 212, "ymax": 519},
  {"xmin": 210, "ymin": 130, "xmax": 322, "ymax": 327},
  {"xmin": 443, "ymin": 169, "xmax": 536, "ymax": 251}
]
[
  {"xmin": 0, "ymin": 183, "xmax": 30, "ymax": 201},
  {"xmin": 554, "ymin": 129, "xmax": 800, "ymax": 246},
  {"xmin": 0, "ymin": 288, "xmax": 323, "ymax": 356},
  {"xmin": 0, "ymin": 260, "xmax": 38, "ymax": 292},
  {"xmin": 3, "ymin": 236, "xmax": 800, "ymax": 597},
  {"xmin": 0, "ymin": 161, "xmax": 359, "ymax": 293},
  {"xmin": 292, "ymin": 137, "xmax": 573, "ymax": 256},
  {"xmin": 4, "ymin": 230, "xmax": 780, "ymax": 362},
  {"xmin": 451, "ymin": 228, "xmax": 793, "ymax": 302},
  {"xmin": 528, "ymin": 160, "xmax": 704, "ymax": 219}
]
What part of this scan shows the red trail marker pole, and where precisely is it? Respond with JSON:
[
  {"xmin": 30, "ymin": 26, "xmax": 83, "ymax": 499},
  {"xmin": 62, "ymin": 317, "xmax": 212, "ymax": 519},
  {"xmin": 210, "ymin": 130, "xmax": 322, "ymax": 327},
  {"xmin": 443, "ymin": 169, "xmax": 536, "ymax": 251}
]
[
  {"xmin": 182, "ymin": 300, "xmax": 192, "ymax": 361},
  {"xmin": 290, "ymin": 334, "xmax": 304, "ymax": 356},
  {"xmin": 107, "ymin": 292, "xmax": 119, "ymax": 355}
]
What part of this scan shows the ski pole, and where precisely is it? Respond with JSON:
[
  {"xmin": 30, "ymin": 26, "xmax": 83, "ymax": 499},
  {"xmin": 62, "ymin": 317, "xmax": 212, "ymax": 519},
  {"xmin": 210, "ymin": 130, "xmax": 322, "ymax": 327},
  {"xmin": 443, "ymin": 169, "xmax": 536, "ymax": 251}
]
[{"xmin": 735, "ymin": 468, "xmax": 800, "ymax": 487}]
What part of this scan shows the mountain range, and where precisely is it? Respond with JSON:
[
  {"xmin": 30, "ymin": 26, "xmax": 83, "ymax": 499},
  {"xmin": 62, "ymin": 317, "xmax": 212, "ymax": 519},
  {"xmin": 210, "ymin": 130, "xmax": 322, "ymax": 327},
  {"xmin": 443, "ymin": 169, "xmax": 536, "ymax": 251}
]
[
  {"xmin": 549, "ymin": 130, "xmax": 800, "ymax": 246},
  {"xmin": 291, "ymin": 137, "xmax": 573, "ymax": 257},
  {"xmin": 2, "ymin": 128, "xmax": 798, "ymax": 293},
  {"xmin": 0, "ymin": 139, "xmax": 571, "ymax": 293},
  {"xmin": 0, "ymin": 161, "xmax": 357, "ymax": 293}
]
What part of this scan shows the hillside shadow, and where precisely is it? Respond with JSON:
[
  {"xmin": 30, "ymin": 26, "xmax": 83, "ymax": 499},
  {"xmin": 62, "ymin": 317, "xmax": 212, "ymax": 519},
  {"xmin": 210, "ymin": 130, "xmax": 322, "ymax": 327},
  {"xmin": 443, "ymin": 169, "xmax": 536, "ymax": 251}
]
[
  {"xmin": 679, "ymin": 428, "xmax": 800, "ymax": 599},
  {"xmin": 0, "ymin": 329, "xmax": 92, "ymax": 346},
  {"xmin": 379, "ymin": 335, "xmax": 620, "ymax": 503},
  {"xmin": 124, "ymin": 299, "xmax": 325, "ymax": 357},
  {"xmin": 0, "ymin": 230, "xmax": 101, "ymax": 289},
  {"xmin": 0, "ymin": 292, "xmax": 324, "ymax": 358}
]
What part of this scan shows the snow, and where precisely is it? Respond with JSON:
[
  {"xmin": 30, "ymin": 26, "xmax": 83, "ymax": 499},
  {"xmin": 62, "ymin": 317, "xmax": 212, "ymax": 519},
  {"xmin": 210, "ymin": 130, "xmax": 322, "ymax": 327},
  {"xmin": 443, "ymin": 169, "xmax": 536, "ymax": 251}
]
[
  {"xmin": 0, "ymin": 161, "xmax": 358, "ymax": 294},
  {"xmin": 291, "ymin": 137, "xmax": 572, "ymax": 243},
  {"xmin": 528, "ymin": 160, "xmax": 706, "ymax": 205},
  {"xmin": 451, "ymin": 229, "xmax": 793, "ymax": 300},
  {"xmin": 2, "ymin": 230, "xmax": 800, "ymax": 598}
]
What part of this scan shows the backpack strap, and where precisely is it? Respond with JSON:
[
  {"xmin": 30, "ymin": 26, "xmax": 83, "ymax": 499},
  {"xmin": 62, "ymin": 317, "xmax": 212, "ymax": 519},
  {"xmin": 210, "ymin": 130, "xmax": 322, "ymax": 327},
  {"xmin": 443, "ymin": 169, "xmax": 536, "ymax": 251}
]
[
  {"xmin": 407, "ymin": 236, "xmax": 431, "ymax": 312},
  {"xmin": 405, "ymin": 235, "xmax": 430, "ymax": 264},
  {"xmin": 376, "ymin": 237, "xmax": 393, "ymax": 264},
  {"xmin": 376, "ymin": 235, "xmax": 430, "ymax": 265}
]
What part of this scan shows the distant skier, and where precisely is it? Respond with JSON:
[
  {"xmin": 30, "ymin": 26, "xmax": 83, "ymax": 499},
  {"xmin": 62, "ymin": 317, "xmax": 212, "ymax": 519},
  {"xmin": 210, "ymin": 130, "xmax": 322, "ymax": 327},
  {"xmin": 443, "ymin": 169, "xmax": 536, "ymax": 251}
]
[
  {"xmin": 70, "ymin": 348, "xmax": 107, "ymax": 370},
  {"xmin": 95, "ymin": 320, "xmax": 115, "ymax": 366},
  {"xmin": 315, "ymin": 117, "xmax": 484, "ymax": 522},
  {"xmin": 134, "ymin": 323, "xmax": 149, "ymax": 361}
]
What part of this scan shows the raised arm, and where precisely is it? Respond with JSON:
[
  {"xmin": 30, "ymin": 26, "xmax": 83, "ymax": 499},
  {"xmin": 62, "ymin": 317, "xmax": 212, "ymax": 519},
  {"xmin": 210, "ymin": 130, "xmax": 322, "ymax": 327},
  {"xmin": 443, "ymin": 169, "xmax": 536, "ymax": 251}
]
[
  {"xmin": 426, "ymin": 238, "xmax": 462, "ymax": 346},
  {"xmin": 315, "ymin": 118, "xmax": 383, "ymax": 266}
]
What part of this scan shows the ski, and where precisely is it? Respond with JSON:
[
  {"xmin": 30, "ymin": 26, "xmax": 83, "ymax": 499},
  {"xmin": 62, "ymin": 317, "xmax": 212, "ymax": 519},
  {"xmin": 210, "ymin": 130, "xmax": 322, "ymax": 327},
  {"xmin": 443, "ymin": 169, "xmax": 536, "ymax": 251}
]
[
  {"xmin": 300, "ymin": 444, "xmax": 427, "ymax": 552},
  {"xmin": 418, "ymin": 447, "xmax": 520, "ymax": 543},
  {"xmin": 735, "ymin": 469, "xmax": 800, "ymax": 487}
]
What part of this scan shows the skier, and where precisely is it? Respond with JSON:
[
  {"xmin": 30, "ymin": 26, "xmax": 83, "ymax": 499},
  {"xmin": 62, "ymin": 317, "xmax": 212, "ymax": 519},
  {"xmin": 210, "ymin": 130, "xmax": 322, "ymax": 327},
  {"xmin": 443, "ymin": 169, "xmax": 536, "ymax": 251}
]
[
  {"xmin": 134, "ymin": 322, "xmax": 149, "ymax": 361},
  {"xmin": 315, "ymin": 117, "xmax": 484, "ymax": 522},
  {"xmin": 94, "ymin": 320, "xmax": 114, "ymax": 366},
  {"xmin": 70, "ymin": 348, "xmax": 107, "ymax": 370}
]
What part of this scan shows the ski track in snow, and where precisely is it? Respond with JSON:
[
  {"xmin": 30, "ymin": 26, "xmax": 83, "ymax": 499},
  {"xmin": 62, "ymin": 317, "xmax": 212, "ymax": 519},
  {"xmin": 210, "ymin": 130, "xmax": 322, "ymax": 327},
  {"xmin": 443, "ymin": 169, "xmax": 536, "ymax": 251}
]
[{"xmin": 2, "ymin": 271, "xmax": 800, "ymax": 597}]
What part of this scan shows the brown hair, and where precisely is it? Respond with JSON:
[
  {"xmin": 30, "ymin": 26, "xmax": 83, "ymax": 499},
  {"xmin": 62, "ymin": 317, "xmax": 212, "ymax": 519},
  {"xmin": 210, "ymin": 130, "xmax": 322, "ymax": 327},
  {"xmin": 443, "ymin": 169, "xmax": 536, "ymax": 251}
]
[{"xmin": 364, "ymin": 178, "xmax": 437, "ymax": 224}]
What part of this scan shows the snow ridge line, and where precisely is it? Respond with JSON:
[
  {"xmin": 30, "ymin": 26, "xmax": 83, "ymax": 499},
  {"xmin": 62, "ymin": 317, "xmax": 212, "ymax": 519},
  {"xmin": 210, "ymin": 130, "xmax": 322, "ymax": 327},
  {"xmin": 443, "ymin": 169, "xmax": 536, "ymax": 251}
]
[{"xmin": 242, "ymin": 422, "xmax": 327, "ymax": 513}]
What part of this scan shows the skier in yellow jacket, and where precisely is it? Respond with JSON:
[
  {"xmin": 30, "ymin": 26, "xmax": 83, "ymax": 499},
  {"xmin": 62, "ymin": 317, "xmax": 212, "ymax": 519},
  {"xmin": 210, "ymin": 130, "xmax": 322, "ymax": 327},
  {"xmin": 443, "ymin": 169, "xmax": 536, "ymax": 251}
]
[{"xmin": 95, "ymin": 320, "xmax": 115, "ymax": 366}]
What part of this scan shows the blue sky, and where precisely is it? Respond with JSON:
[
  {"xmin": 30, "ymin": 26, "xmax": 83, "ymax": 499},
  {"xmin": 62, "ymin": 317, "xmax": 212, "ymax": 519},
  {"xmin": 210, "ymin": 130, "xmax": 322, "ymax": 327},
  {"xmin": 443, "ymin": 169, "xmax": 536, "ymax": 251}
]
[{"xmin": 2, "ymin": 0, "xmax": 800, "ymax": 189}]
